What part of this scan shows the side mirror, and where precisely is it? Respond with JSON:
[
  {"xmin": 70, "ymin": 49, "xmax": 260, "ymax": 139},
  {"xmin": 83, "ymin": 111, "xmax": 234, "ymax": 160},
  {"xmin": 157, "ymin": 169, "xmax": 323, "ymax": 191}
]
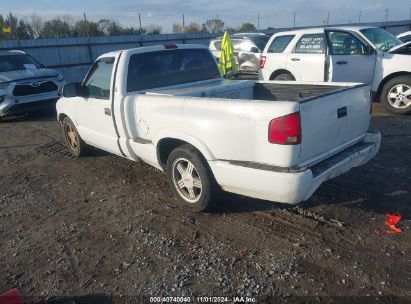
[
  {"xmin": 250, "ymin": 47, "xmax": 259, "ymax": 53},
  {"xmin": 63, "ymin": 83, "xmax": 82, "ymax": 98},
  {"xmin": 364, "ymin": 45, "xmax": 375, "ymax": 55}
]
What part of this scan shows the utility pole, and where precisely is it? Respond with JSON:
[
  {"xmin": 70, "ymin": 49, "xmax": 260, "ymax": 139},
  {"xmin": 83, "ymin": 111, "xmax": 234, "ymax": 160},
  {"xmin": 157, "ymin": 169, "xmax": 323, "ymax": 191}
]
[
  {"xmin": 83, "ymin": 13, "xmax": 89, "ymax": 37},
  {"xmin": 358, "ymin": 11, "xmax": 362, "ymax": 25},
  {"xmin": 257, "ymin": 13, "xmax": 260, "ymax": 30},
  {"xmin": 293, "ymin": 11, "xmax": 296, "ymax": 28},
  {"xmin": 385, "ymin": 9, "xmax": 389, "ymax": 23},
  {"xmin": 326, "ymin": 11, "xmax": 330, "ymax": 25},
  {"xmin": 182, "ymin": 14, "xmax": 185, "ymax": 32},
  {"xmin": 138, "ymin": 13, "xmax": 142, "ymax": 31}
]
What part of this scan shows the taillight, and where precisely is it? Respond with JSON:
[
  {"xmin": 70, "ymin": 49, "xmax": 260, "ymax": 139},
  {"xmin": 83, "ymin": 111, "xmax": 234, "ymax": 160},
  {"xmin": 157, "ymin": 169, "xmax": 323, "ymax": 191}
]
[
  {"xmin": 260, "ymin": 56, "xmax": 266, "ymax": 68},
  {"xmin": 269, "ymin": 112, "xmax": 301, "ymax": 145}
]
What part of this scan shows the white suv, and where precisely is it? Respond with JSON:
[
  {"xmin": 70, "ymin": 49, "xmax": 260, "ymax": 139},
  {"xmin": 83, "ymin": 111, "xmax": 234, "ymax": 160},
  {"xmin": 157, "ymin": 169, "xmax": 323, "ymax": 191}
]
[{"xmin": 259, "ymin": 27, "xmax": 411, "ymax": 114}]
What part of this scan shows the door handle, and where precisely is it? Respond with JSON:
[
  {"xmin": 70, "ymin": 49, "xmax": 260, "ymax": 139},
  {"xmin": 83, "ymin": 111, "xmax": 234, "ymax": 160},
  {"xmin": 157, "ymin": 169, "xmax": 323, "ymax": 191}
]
[
  {"xmin": 104, "ymin": 108, "xmax": 111, "ymax": 116},
  {"xmin": 336, "ymin": 61, "xmax": 348, "ymax": 65},
  {"xmin": 291, "ymin": 58, "xmax": 300, "ymax": 61}
]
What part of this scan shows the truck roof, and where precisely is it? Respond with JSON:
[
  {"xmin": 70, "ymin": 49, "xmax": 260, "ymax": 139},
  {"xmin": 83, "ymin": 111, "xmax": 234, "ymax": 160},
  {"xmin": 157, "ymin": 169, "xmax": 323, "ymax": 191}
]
[
  {"xmin": 272, "ymin": 26, "xmax": 377, "ymax": 36},
  {"xmin": 97, "ymin": 44, "xmax": 209, "ymax": 60}
]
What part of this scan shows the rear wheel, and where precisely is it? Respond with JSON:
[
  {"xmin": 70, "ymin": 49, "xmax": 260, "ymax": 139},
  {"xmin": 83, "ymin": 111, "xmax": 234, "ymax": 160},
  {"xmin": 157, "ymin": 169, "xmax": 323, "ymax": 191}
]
[
  {"xmin": 166, "ymin": 144, "xmax": 219, "ymax": 212},
  {"xmin": 381, "ymin": 76, "xmax": 411, "ymax": 115},
  {"xmin": 62, "ymin": 117, "xmax": 89, "ymax": 157},
  {"xmin": 272, "ymin": 73, "xmax": 295, "ymax": 81}
]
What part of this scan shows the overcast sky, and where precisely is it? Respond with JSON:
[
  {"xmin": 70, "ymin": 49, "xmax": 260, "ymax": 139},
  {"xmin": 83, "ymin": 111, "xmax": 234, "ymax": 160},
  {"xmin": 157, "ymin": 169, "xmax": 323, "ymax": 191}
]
[{"xmin": 1, "ymin": 0, "xmax": 410, "ymax": 32}]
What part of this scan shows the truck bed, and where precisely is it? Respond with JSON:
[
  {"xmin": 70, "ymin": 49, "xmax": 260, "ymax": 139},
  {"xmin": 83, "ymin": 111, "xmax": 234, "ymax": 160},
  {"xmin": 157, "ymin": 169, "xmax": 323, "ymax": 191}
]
[{"xmin": 145, "ymin": 79, "xmax": 348, "ymax": 102}]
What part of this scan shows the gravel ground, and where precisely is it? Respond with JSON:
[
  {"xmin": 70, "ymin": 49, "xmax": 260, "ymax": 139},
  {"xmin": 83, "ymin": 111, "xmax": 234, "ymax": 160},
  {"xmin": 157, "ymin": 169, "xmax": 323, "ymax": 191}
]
[{"xmin": 0, "ymin": 103, "xmax": 410, "ymax": 304}]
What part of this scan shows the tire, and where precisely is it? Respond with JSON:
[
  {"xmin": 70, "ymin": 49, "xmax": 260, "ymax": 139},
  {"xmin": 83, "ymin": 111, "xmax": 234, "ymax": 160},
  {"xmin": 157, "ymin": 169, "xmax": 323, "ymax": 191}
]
[
  {"xmin": 166, "ymin": 144, "xmax": 219, "ymax": 212},
  {"xmin": 273, "ymin": 73, "xmax": 295, "ymax": 81},
  {"xmin": 380, "ymin": 76, "xmax": 411, "ymax": 115},
  {"xmin": 62, "ymin": 117, "xmax": 89, "ymax": 157}
]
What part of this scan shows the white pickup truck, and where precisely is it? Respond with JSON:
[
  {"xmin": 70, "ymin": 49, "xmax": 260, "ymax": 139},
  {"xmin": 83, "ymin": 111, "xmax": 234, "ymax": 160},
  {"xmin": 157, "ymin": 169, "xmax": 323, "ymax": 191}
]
[
  {"xmin": 57, "ymin": 44, "xmax": 381, "ymax": 211},
  {"xmin": 259, "ymin": 26, "xmax": 411, "ymax": 114}
]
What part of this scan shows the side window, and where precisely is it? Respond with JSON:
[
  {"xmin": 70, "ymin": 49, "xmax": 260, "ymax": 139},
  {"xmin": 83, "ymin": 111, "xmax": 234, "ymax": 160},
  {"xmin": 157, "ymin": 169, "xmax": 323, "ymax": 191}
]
[
  {"xmin": 83, "ymin": 57, "xmax": 114, "ymax": 100},
  {"xmin": 294, "ymin": 34, "xmax": 326, "ymax": 54},
  {"xmin": 401, "ymin": 35, "xmax": 411, "ymax": 42},
  {"xmin": 327, "ymin": 31, "xmax": 365, "ymax": 55},
  {"xmin": 267, "ymin": 35, "xmax": 295, "ymax": 53}
]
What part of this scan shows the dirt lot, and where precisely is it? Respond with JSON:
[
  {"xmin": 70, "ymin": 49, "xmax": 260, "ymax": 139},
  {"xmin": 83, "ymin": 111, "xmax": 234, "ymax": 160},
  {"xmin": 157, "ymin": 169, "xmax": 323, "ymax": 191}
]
[{"xmin": 0, "ymin": 103, "xmax": 410, "ymax": 304}]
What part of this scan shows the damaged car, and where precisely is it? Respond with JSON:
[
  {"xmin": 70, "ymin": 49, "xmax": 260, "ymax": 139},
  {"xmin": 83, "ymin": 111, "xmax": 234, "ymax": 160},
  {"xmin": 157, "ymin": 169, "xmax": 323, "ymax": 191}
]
[
  {"xmin": 0, "ymin": 50, "xmax": 65, "ymax": 119},
  {"xmin": 209, "ymin": 33, "xmax": 269, "ymax": 75}
]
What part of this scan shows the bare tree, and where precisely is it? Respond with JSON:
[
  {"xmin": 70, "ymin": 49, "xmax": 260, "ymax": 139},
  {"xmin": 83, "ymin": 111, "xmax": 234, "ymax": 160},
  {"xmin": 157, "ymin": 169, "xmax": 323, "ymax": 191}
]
[
  {"xmin": 172, "ymin": 23, "xmax": 183, "ymax": 34},
  {"xmin": 146, "ymin": 24, "xmax": 162, "ymax": 35},
  {"xmin": 29, "ymin": 14, "xmax": 44, "ymax": 38},
  {"xmin": 238, "ymin": 23, "xmax": 256, "ymax": 32},
  {"xmin": 185, "ymin": 22, "xmax": 201, "ymax": 33},
  {"xmin": 41, "ymin": 18, "xmax": 72, "ymax": 38},
  {"xmin": 205, "ymin": 19, "xmax": 224, "ymax": 33}
]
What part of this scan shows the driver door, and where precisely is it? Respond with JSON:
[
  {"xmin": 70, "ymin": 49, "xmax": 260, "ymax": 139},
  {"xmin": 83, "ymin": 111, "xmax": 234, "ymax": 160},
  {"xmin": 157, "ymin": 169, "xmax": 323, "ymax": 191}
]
[
  {"xmin": 326, "ymin": 31, "xmax": 376, "ymax": 84},
  {"xmin": 75, "ymin": 57, "xmax": 120, "ymax": 155}
]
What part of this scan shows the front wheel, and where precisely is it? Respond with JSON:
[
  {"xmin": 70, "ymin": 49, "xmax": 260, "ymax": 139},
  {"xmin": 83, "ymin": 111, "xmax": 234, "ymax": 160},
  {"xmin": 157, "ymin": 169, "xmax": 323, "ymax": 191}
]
[
  {"xmin": 62, "ymin": 117, "xmax": 89, "ymax": 157},
  {"xmin": 381, "ymin": 76, "xmax": 411, "ymax": 115},
  {"xmin": 166, "ymin": 145, "xmax": 219, "ymax": 212}
]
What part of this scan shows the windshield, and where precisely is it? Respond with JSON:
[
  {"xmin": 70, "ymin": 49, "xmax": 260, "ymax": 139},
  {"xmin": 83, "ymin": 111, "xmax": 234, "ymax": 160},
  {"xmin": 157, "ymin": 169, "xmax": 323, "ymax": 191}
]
[
  {"xmin": 249, "ymin": 35, "xmax": 270, "ymax": 51},
  {"xmin": 360, "ymin": 28, "xmax": 403, "ymax": 51},
  {"xmin": 0, "ymin": 54, "xmax": 41, "ymax": 72}
]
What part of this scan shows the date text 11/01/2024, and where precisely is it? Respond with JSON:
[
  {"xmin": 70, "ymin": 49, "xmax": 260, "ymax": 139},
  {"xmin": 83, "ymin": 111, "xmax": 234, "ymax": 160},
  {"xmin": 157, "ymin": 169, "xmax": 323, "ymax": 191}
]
[{"xmin": 149, "ymin": 296, "xmax": 257, "ymax": 302}]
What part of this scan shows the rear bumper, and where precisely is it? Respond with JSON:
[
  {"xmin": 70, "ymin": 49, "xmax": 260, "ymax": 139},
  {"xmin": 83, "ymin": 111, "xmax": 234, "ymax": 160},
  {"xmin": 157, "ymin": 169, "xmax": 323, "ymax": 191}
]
[{"xmin": 209, "ymin": 131, "xmax": 381, "ymax": 204}]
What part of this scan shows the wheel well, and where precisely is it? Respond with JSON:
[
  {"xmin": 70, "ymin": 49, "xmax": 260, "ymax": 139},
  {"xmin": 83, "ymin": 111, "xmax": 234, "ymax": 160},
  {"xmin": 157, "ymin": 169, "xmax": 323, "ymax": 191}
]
[
  {"xmin": 157, "ymin": 138, "xmax": 205, "ymax": 170},
  {"xmin": 269, "ymin": 69, "xmax": 295, "ymax": 80},
  {"xmin": 58, "ymin": 113, "xmax": 67, "ymax": 123},
  {"xmin": 376, "ymin": 72, "xmax": 411, "ymax": 101}
]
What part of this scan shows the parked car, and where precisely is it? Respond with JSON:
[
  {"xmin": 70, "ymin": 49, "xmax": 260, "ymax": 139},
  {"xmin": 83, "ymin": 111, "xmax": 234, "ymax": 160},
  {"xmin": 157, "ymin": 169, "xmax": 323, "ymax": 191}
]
[
  {"xmin": 57, "ymin": 44, "xmax": 381, "ymax": 211},
  {"xmin": 209, "ymin": 33, "xmax": 270, "ymax": 74},
  {"xmin": 0, "ymin": 50, "xmax": 65, "ymax": 119},
  {"xmin": 397, "ymin": 31, "xmax": 411, "ymax": 43},
  {"xmin": 259, "ymin": 27, "xmax": 411, "ymax": 114}
]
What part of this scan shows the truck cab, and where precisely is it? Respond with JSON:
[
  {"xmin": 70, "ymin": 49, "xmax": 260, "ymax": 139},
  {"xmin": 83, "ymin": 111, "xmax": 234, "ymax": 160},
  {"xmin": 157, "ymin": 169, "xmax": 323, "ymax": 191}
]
[{"xmin": 259, "ymin": 26, "xmax": 411, "ymax": 114}]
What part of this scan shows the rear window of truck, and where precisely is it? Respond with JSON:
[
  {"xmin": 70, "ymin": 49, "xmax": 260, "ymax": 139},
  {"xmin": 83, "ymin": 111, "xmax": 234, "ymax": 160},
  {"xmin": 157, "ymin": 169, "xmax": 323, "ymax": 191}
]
[{"xmin": 127, "ymin": 48, "xmax": 221, "ymax": 93}]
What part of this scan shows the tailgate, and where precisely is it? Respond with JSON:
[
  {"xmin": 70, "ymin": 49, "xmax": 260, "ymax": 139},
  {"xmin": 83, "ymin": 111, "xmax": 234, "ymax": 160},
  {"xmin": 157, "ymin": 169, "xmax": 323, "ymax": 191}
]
[{"xmin": 298, "ymin": 84, "xmax": 371, "ymax": 165}]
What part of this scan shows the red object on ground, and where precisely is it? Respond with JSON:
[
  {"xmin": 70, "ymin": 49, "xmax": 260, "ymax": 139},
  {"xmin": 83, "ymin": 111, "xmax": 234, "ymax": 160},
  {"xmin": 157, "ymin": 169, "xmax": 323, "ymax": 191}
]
[
  {"xmin": 385, "ymin": 213, "xmax": 402, "ymax": 234},
  {"xmin": 0, "ymin": 289, "xmax": 22, "ymax": 304}
]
